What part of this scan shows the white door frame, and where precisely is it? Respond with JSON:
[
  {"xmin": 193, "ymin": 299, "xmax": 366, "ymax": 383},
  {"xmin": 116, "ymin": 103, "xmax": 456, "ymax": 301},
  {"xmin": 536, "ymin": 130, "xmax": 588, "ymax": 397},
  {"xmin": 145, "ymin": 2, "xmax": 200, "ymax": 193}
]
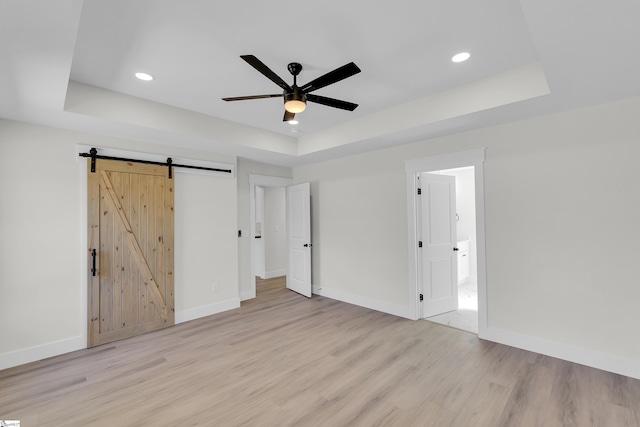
[
  {"xmin": 248, "ymin": 174, "xmax": 293, "ymax": 299},
  {"xmin": 405, "ymin": 148, "xmax": 487, "ymax": 337}
]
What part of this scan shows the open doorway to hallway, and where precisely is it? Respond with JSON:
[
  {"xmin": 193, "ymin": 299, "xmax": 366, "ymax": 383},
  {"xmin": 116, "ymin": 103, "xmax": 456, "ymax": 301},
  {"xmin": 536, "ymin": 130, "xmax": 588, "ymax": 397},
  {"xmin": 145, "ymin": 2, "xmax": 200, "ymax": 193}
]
[
  {"xmin": 423, "ymin": 166, "xmax": 478, "ymax": 333},
  {"xmin": 253, "ymin": 186, "xmax": 287, "ymax": 283},
  {"xmin": 248, "ymin": 174, "xmax": 312, "ymax": 300},
  {"xmin": 247, "ymin": 174, "xmax": 292, "ymax": 301}
]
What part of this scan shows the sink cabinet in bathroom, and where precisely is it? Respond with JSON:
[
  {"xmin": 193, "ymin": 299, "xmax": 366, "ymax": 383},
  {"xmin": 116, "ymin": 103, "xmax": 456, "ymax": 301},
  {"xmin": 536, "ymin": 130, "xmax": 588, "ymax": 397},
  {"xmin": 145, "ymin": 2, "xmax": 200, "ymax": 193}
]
[{"xmin": 457, "ymin": 239, "xmax": 470, "ymax": 283}]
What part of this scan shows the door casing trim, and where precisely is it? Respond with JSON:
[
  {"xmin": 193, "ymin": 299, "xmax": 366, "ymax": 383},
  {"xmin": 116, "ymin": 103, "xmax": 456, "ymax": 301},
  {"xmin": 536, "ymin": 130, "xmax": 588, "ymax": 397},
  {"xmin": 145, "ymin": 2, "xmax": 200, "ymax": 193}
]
[
  {"xmin": 247, "ymin": 174, "xmax": 294, "ymax": 300},
  {"xmin": 404, "ymin": 148, "xmax": 487, "ymax": 337}
]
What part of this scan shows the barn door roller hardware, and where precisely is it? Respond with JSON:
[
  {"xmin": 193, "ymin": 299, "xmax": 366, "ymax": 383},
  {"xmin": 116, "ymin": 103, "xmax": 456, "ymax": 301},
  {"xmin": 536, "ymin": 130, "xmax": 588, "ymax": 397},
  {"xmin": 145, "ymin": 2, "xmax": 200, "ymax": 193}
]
[{"xmin": 79, "ymin": 147, "xmax": 232, "ymax": 179}]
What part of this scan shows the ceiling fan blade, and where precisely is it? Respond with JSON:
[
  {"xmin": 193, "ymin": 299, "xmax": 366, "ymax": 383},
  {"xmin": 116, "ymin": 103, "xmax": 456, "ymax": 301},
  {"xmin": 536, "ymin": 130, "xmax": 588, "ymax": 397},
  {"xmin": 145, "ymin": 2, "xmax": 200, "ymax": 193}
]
[
  {"xmin": 300, "ymin": 62, "xmax": 361, "ymax": 93},
  {"xmin": 283, "ymin": 110, "xmax": 295, "ymax": 122},
  {"xmin": 241, "ymin": 55, "xmax": 292, "ymax": 91},
  {"xmin": 222, "ymin": 94, "xmax": 282, "ymax": 101},
  {"xmin": 306, "ymin": 94, "xmax": 358, "ymax": 111}
]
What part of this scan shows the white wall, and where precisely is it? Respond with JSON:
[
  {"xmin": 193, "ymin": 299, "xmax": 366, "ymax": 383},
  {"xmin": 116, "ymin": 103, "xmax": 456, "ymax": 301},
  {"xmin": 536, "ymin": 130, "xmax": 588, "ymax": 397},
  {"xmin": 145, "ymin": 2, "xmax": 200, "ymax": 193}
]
[
  {"xmin": 174, "ymin": 171, "xmax": 238, "ymax": 322},
  {"xmin": 0, "ymin": 119, "xmax": 239, "ymax": 369},
  {"xmin": 0, "ymin": 122, "xmax": 83, "ymax": 356},
  {"xmin": 263, "ymin": 186, "xmax": 286, "ymax": 277},
  {"xmin": 295, "ymin": 161, "xmax": 411, "ymax": 315},
  {"xmin": 293, "ymin": 96, "xmax": 640, "ymax": 377}
]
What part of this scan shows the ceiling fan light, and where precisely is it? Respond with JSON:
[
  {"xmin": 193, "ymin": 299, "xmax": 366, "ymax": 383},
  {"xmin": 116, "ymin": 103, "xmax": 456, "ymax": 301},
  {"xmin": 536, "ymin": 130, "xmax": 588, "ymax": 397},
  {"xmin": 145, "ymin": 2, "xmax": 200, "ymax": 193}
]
[{"xmin": 285, "ymin": 99, "xmax": 306, "ymax": 113}]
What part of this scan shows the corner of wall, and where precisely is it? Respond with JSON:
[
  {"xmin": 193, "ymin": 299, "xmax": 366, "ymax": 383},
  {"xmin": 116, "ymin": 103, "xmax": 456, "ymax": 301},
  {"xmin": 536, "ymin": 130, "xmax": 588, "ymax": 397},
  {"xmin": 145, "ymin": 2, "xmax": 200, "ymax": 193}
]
[
  {"xmin": 175, "ymin": 298, "xmax": 240, "ymax": 324},
  {"xmin": 312, "ymin": 285, "xmax": 415, "ymax": 320}
]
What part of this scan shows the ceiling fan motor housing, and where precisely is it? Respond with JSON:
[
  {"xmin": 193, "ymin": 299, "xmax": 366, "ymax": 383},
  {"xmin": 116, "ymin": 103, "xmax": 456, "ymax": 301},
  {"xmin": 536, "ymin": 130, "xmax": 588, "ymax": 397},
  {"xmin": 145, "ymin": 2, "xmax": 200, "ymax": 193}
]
[
  {"xmin": 284, "ymin": 87, "xmax": 306, "ymax": 113},
  {"xmin": 285, "ymin": 87, "xmax": 305, "ymax": 102}
]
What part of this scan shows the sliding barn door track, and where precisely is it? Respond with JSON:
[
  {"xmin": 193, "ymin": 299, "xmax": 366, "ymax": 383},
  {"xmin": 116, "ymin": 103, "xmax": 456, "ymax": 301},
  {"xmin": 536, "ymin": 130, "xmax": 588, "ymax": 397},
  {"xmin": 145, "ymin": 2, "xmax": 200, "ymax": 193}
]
[{"xmin": 79, "ymin": 147, "xmax": 232, "ymax": 179}]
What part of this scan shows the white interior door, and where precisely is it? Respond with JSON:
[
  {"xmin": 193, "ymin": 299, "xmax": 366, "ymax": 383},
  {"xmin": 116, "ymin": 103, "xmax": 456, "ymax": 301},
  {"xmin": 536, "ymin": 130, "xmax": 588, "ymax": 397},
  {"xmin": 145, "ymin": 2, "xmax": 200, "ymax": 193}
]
[
  {"xmin": 286, "ymin": 182, "xmax": 312, "ymax": 297},
  {"xmin": 254, "ymin": 186, "xmax": 265, "ymax": 279},
  {"xmin": 420, "ymin": 173, "xmax": 458, "ymax": 317}
]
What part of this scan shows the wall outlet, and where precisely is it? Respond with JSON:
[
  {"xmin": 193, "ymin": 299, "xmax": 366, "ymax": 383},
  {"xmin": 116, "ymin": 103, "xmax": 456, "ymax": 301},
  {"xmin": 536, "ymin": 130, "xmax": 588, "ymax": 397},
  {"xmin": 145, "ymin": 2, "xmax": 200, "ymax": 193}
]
[{"xmin": 212, "ymin": 282, "xmax": 220, "ymax": 293}]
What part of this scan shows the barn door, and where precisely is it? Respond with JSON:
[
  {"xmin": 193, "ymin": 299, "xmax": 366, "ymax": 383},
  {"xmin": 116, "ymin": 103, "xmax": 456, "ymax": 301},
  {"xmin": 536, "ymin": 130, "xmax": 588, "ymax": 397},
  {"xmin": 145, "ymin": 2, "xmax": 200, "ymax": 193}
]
[{"xmin": 87, "ymin": 159, "xmax": 174, "ymax": 347}]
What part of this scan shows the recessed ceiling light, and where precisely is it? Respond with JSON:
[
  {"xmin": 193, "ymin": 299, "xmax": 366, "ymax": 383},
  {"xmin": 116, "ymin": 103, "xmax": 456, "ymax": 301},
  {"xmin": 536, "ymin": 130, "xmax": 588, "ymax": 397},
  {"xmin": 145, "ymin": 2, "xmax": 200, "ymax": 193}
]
[
  {"xmin": 135, "ymin": 72, "xmax": 154, "ymax": 81},
  {"xmin": 451, "ymin": 52, "xmax": 470, "ymax": 63},
  {"xmin": 288, "ymin": 120, "xmax": 299, "ymax": 125}
]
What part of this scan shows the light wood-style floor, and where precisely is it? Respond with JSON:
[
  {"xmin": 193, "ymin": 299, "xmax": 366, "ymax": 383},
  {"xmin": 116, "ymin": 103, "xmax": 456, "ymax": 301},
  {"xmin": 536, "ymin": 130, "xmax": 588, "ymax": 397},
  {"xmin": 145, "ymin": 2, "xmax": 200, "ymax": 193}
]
[{"xmin": 2, "ymin": 277, "xmax": 640, "ymax": 426}]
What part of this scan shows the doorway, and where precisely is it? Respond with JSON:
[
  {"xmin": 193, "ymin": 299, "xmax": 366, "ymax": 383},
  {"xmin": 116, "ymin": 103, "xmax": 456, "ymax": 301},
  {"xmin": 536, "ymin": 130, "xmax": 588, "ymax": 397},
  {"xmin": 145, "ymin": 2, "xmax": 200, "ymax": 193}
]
[
  {"xmin": 253, "ymin": 185, "xmax": 287, "ymax": 282},
  {"xmin": 405, "ymin": 148, "xmax": 487, "ymax": 338},
  {"xmin": 249, "ymin": 175, "xmax": 293, "ymax": 300},
  {"xmin": 249, "ymin": 177, "xmax": 312, "ymax": 299}
]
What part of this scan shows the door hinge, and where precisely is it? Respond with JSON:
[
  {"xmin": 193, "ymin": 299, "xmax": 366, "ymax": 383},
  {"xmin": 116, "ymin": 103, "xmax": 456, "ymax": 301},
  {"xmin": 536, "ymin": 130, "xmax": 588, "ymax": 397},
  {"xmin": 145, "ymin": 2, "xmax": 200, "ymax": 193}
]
[
  {"xmin": 418, "ymin": 241, "xmax": 422, "ymax": 248},
  {"xmin": 419, "ymin": 293, "xmax": 423, "ymax": 301},
  {"xmin": 417, "ymin": 188, "xmax": 422, "ymax": 195}
]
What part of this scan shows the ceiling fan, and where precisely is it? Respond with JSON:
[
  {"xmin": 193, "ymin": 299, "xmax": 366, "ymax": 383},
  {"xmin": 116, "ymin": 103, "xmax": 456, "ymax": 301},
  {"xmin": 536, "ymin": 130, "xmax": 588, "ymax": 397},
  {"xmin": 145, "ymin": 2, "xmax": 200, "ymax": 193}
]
[{"xmin": 222, "ymin": 55, "xmax": 361, "ymax": 122}]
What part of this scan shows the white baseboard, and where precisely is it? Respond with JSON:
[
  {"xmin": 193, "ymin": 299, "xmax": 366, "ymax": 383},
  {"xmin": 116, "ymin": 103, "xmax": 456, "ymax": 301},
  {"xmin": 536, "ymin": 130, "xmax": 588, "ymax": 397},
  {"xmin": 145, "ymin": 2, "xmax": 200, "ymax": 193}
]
[
  {"xmin": 175, "ymin": 298, "xmax": 240, "ymax": 324},
  {"xmin": 483, "ymin": 327, "xmax": 640, "ymax": 380},
  {"xmin": 0, "ymin": 336, "xmax": 86, "ymax": 371},
  {"xmin": 264, "ymin": 269, "xmax": 286, "ymax": 279},
  {"xmin": 1, "ymin": 299, "xmax": 241, "ymax": 372},
  {"xmin": 4, "ymin": 301, "xmax": 637, "ymax": 382},
  {"xmin": 311, "ymin": 286, "xmax": 640, "ymax": 380},
  {"xmin": 312, "ymin": 285, "xmax": 414, "ymax": 320}
]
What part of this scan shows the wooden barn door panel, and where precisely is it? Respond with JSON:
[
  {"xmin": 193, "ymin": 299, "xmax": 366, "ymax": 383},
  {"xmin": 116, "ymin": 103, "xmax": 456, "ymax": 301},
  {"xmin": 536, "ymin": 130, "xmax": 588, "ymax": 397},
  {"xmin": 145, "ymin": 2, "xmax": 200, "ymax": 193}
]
[{"xmin": 88, "ymin": 159, "xmax": 174, "ymax": 347}]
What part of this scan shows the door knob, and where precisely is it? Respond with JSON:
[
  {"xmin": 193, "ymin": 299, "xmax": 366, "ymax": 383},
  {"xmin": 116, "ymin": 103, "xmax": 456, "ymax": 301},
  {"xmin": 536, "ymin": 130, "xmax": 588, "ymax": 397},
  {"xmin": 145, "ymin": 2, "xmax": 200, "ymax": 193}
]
[
  {"xmin": 304, "ymin": 243, "xmax": 313, "ymax": 247},
  {"xmin": 453, "ymin": 247, "xmax": 459, "ymax": 252}
]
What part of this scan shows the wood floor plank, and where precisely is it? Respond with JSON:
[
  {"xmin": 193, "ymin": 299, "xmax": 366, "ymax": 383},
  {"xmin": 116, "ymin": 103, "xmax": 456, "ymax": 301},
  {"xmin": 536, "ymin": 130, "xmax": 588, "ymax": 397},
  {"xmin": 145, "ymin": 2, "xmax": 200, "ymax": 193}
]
[
  {"xmin": 450, "ymin": 380, "xmax": 511, "ymax": 427},
  {"xmin": 495, "ymin": 361, "xmax": 555, "ymax": 426},
  {"xmin": 542, "ymin": 358, "xmax": 593, "ymax": 427},
  {"xmin": 2, "ymin": 276, "xmax": 640, "ymax": 426},
  {"xmin": 590, "ymin": 400, "xmax": 637, "ymax": 427}
]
